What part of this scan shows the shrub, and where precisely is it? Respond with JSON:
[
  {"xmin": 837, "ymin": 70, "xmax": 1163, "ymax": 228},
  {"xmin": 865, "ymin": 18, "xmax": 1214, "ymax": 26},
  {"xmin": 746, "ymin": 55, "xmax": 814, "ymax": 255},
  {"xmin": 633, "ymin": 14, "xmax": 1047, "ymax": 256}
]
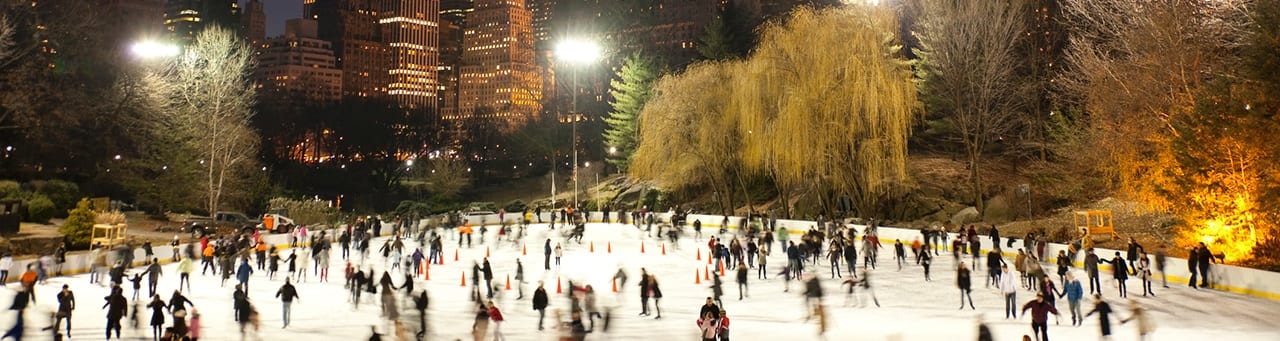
[
  {"xmin": 23, "ymin": 194, "xmax": 55, "ymax": 223},
  {"xmin": 504, "ymin": 199, "xmax": 527, "ymax": 213},
  {"xmin": 394, "ymin": 200, "xmax": 432, "ymax": 218},
  {"xmin": 268, "ymin": 197, "xmax": 336, "ymax": 226},
  {"xmin": 0, "ymin": 180, "xmax": 19, "ymax": 198},
  {"xmin": 61, "ymin": 198, "xmax": 97, "ymax": 248},
  {"xmin": 34, "ymin": 180, "xmax": 79, "ymax": 214}
]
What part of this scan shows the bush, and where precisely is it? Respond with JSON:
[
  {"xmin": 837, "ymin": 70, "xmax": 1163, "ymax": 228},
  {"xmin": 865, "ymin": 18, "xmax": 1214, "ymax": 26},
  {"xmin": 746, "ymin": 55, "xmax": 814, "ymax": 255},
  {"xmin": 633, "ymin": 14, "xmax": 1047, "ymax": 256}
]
[
  {"xmin": 61, "ymin": 198, "xmax": 97, "ymax": 248},
  {"xmin": 504, "ymin": 199, "xmax": 527, "ymax": 213},
  {"xmin": 267, "ymin": 197, "xmax": 337, "ymax": 226},
  {"xmin": 34, "ymin": 180, "xmax": 80, "ymax": 214},
  {"xmin": 23, "ymin": 194, "xmax": 55, "ymax": 223},
  {"xmin": 0, "ymin": 180, "xmax": 19, "ymax": 198},
  {"xmin": 394, "ymin": 200, "xmax": 432, "ymax": 218}
]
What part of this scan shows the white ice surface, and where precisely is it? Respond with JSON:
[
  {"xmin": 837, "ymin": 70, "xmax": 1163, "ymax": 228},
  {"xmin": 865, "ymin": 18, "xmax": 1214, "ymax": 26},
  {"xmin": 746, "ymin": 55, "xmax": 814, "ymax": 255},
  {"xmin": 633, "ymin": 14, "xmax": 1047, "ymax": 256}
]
[{"xmin": 1, "ymin": 222, "xmax": 1278, "ymax": 340}]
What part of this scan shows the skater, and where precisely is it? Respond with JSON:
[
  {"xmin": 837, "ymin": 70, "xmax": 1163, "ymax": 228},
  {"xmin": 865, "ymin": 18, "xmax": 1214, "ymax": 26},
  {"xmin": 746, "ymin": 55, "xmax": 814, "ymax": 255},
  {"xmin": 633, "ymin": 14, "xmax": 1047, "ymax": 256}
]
[
  {"xmin": 471, "ymin": 303, "xmax": 490, "ymax": 341},
  {"xmin": 103, "ymin": 285, "xmax": 127, "ymax": 340},
  {"xmin": 50, "ymin": 285, "xmax": 75, "ymax": 337},
  {"xmin": 1102, "ymin": 252, "xmax": 1129, "ymax": 298},
  {"xmin": 414, "ymin": 291, "xmax": 429, "ymax": 338},
  {"xmin": 1061, "ymin": 273, "xmax": 1084, "ymax": 326},
  {"xmin": 488, "ymin": 300, "xmax": 505, "ymax": 341},
  {"xmin": 543, "ymin": 239, "xmax": 552, "ymax": 270},
  {"xmin": 1084, "ymin": 294, "xmax": 1114, "ymax": 338},
  {"xmin": 1055, "ymin": 250, "xmax": 1071, "ymax": 287},
  {"xmin": 236, "ymin": 258, "xmax": 254, "ymax": 292},
  {"xmin": 233, "ymin": 285, "xmax": 249, "ymax": 322},
  {"xmin": 1125, "ymin": 238, "xmax": 1143, "ymax": 275},
  {"xmin": 710, "ymin": 274, "xmax": 724, "ymax": 307},
  {"xmin": 168, "ymin": 289, "xmax": 194, "ymax": 317},
  {"xmin": 957, "ymin": 261, "xmax": 975, "ymax": 310},
  {"xmin": 855, "ymin": 270, "xmax": 879, "ymax": 307},
  {"xmin": 177, "ymin": 257, "xmax": 193, "ymax": 293},
  {"xmin": 554, "ymin": 244, "xmax": 563, "ymax": 267},
  {"xmin": 758, "ymin": 245, "xmax": 770, "ymax": 279},
  {"xmin": 583, "ymin": 285, "xmax": 601, "ymax": 332},
  {"xmin": 718, "ymin": 309, "xmax": 731, "ymax": 341},
  {"xmin": 648, "ymin": 275, "xmax": 664, "ymax": 319},
  {"xmin": 698, "ymin": 312, "xmax": 719, "ymax": 341},
  {"xmin": 514, "ymin": 259, "xmax": 525, "ymax": 300},
  {"xmin": 1000, "ymin": 265, "xmax": 1018, "ymax": 319},
  {"xmin": 1137, "ymin": 253, "xmax": 1155, "ymax": 296},
  {"xmin": 1154, "ymin": 246, "xmax": 1168, "ymax": 288},
  {"xmin": 1120, "ymin": 299, "xmax": 1156, "ymax": 340},
  {"xmin": 987, "ymin": 249, "xmax": 1004, "ymax": 288},
  {"xmin": 828, "ymin": 242, "xmax": 843, "ymax": 278},
  {"xmin": 1020, "ymin": 293, "xmax": 1060, "ymax": 341},
  {"xmin": 736, "ymin": 263, "xmax": 749, "ymax": 300},
  {"xmin": 638, "ymin": 269, "xmax": 652, "ymax": 316},
  {"xmin": 894, "ymin": 239, "xmax": 906, "ymax": 270},
  {"xmin": 268, "ymin": 250, "xmax": 280, "ymax": 280},
  {"xmin": 1084, "ymin": 249, "xmax": 1102, "ymax": 295},
  {"xmin": 921, "ymin": 249, "xmax": 933, "ymax": 281},
  {"xmin": 482, "ymin": 258, "xmax": 495, "ymax": 299},
  {"xmin": 144, "ymin": 258, "xmax": 162, "ymax": 297},
  {"xmin": 803, "ymin": 274, "xmax": 823, "ymax": 317},
  {"xmin": 533, "ymin": 281, "xmax": 549, "ymax": 330},
  {"xmin": 146, "ymin": 295, "xmax": 166, "ymax": 341},
  {"xmin": 276, "ymin": 277, "xmax": 299, "ymax": 328}
]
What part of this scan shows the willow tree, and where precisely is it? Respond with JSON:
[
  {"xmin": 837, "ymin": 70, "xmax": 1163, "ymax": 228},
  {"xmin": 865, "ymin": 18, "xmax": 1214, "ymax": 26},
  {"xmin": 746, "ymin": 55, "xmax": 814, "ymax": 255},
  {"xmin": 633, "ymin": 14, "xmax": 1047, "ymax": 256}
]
[
  {"xmin": 914, "ymin": 0, "xmax": 1026, "ymax": 215},
  {"xmin": 734, "ymin": 6, "xmax": 918, "ymax": 217},
  {"xmin": 630, "ymin": 61, "xmax": 743, "ymax": 214}
]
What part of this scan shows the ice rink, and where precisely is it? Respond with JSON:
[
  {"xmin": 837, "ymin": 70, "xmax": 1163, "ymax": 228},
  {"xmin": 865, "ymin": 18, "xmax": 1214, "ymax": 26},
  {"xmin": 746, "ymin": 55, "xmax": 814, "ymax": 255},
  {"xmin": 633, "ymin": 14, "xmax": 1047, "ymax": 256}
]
[{"xmin": 2, "ymin": 221, "xmax": 1278, "ymax": 340}]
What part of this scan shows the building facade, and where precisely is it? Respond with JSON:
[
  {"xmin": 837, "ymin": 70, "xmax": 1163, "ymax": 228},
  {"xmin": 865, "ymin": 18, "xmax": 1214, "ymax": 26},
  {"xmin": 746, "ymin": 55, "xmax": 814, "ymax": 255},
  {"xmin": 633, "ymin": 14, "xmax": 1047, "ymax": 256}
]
[
  {"xmin": 242, "ymin": 0, "xmax": 267, "ymax": 48},
  {"xmin": 313, "ymin": 0, "xmax": 390, "ymax": 100},
  {"xmin": 163, "ymin": 0, "xmax": 242, "ymax": 46},
  {"xmin": 254, "ymin": 19, "xmax": 344, "ymax": 108},
  {"xmin": 456, "ymin": 0, "xmax": 542, "ymax": 130},
  {"xmin": 381, "ymin": 0, "xmax": 442, "ymax": 110}
]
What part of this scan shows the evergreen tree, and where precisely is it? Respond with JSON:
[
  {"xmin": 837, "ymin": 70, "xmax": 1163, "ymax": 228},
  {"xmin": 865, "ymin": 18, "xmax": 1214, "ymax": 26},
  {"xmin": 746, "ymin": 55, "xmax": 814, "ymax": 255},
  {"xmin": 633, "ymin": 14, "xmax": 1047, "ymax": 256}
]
[
  {"xmin": 60, "ymin": 198, "xmax": 97, "ymax": 247},
  {"xmin": 697, "ymin": 15, "xmax": 739, "ymax": 61},
  {"xmin": 602, "ymin": 53, "xmax": 660, "ymax": 171}
]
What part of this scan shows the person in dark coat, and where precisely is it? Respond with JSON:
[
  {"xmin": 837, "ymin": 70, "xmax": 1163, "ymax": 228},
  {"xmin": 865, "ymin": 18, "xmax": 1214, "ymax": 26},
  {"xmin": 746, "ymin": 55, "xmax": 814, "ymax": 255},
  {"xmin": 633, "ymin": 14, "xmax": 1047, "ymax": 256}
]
[
  {"xmin": 233, "ymin": 285, "xmax": 249, "ymax": 322},
  {"xmin": 736, "ymin": 263, "xmax": 749, "ymax": 300},
  {"xmin": 638, "ymin": 269, "xmax": 652, "ymax": 316},
  {"xmin": 146, "ymin": 295, "xmax": 166, "ymax": 341},
  {"xmin": 144, "ymin": 259, "xmax": 163, "ymax": 298},
  {"xmin": 276, "ymin": 278, "xmax": 299, "ymax": 328},
  {"xmin": 957, "ymin": 262, "xmax": 974, "ymax": 310},
  {"xmin": 1020, "ymin": 293, "xmax": 1060, "ymax": 341},
  {"xmin": 648, "ymin": 275, "xmax": 664, "ymax": 319},
  {"xmin": 413, "ymin": 290, "xmax": 429, "ymax": 338},
  {"xmin": 543, "ymin": 239, "xmax": 552, "ymax": 270},
  {"xmin": 481, "ymin": 258, "xmax": 494, "ymax": 299},
  {"xmin": 1196, "ymin": 242, "xmax": 1215, "ymax": 288},
  {"xmin": 532, "ymin": 282, "xmax": 549, "ymax": 330},
  {"xmin": 103, "ymin": 285, "xmax": 127, "ymax": 340},
  {"xmin": 986, "ymin": 249, "xmax": 1004, "ymax": 288},
  {"xmin": 1101, "ymin": 252, "xmax": 1129, "ymax": 297},
  {"xmin": 1084, "ymin": 249, "xmax": 1102, "ymax": 295},
  {"xmin": 1125, "ymin": 238, "xmax": 1143, "ymax": 275},
  {"xmin": 1084, "ymin": 294, "xmax": 1114, "ymax": 337}
]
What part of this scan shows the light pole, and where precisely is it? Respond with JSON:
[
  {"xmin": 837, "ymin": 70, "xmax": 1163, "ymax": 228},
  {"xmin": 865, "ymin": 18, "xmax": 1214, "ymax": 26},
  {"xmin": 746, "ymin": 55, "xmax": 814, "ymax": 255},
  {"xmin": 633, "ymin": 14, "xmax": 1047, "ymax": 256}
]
[{"xmin": 556, "ymin": 39, "xmax": 601, "ymax": 209}]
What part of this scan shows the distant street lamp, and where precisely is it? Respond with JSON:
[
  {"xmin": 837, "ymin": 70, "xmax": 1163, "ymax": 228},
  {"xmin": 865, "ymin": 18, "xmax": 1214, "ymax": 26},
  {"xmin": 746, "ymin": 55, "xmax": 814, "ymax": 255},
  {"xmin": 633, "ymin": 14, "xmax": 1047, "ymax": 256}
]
[
  {"xmin": 556, "ymin": 38, "xmax": 601, "ymax": 208},
  {"xmin": 130, "ymin": 41, "xmax": 180, "ymax": 60}
]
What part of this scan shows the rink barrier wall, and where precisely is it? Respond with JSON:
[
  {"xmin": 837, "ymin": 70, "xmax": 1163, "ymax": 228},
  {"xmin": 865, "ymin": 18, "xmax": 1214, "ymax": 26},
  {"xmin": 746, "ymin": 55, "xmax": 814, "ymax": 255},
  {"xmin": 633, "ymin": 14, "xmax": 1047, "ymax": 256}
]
[{"xmin": 9, "ymin": 215, "xmax": 1280, "ymax": 302}]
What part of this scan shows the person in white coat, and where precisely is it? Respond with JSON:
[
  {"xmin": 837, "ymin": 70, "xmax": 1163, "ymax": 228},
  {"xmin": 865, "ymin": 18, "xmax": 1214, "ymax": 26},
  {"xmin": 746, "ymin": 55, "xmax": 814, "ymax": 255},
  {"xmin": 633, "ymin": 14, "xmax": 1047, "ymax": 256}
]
[{"xmin": 999, "ymin": 265, "xmax": 1019, "ymax": 319}]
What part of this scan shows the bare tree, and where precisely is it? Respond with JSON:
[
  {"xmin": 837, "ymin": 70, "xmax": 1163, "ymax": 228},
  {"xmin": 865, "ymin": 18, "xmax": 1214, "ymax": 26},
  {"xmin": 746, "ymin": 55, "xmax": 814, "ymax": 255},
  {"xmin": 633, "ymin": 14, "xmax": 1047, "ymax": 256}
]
[
  {"xmin": 147, "ymin": 26, "xmax": 261, "ymax": 214},
  {"xmin": 0, "ymin": 14, "xmax": 13, "ymax": 64},
  {"xmin": 1058, "ymin": 0, "xmax": 1252, "ymax": 211},
  {"xmin": 412, "ymin": 158, "xmax": 472, "ymax": 200},
  {"xmin": 914, "ymin": 0, "xmax": 1026, "ymax": 215}
]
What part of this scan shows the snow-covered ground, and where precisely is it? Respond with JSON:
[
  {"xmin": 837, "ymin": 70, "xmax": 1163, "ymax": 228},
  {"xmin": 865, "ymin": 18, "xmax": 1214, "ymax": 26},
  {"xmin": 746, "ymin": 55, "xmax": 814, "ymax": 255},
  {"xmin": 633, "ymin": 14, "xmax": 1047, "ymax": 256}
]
[{"xmin": 2, "ymin": 222, "xmax": 1278, "ymax": 340}]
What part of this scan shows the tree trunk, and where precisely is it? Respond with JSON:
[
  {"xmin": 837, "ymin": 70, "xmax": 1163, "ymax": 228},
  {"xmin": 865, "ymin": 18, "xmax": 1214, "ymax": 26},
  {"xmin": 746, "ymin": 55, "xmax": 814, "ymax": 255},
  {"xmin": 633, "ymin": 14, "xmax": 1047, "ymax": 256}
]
[{"xmin": 969, "ymin": 151, "xmax": 984, "ymax": 215}]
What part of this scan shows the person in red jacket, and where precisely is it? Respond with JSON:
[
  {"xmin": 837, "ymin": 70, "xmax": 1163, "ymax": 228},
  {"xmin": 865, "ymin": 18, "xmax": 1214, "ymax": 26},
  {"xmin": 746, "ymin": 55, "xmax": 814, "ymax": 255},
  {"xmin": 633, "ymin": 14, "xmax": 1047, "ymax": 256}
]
[
  {"xmin": 487, "ymin": 300, "xmax": 504, "ymax": 341},
  {"xmin": 1021, "ymin": 293, "xmax": 1061, "ymax": 341},
  {"xmin": 718, "ymin": 309, "xmax": 731, "ymax": 341}
]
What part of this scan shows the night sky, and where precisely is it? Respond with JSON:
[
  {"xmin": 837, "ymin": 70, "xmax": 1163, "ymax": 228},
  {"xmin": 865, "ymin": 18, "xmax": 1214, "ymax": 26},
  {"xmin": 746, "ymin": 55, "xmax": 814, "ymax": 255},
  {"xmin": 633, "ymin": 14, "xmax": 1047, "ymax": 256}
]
[{"xmin": 261, "ymin": 0, "xmax": 303, "ymax": 37}]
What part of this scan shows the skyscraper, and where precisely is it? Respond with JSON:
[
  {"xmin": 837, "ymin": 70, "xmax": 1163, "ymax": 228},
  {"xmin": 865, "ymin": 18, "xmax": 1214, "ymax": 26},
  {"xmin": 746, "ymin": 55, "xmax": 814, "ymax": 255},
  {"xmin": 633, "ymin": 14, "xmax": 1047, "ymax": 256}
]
[
  {"xmin": 527, "ymin": 0, "xmax": 554, "ymax": 45},
  {"xmin": 242, "ymin": 0, "xmax": 267, "ymax": 48},
  {"xmin": 381, "ymin": 0, "xmax": 442, "ymax": 110},
  {"xmin": 439, "ymin": 0, "xmax": 473, "ymax": 119},
  {"xmin": 313, "ymin": 0, "xmax": 389, "ymax": 99},
  {"xmin": 163, "ymin": 0, "xmax": 242, "ymax": 46},
  {"xmin": 456, "ymin": 0, "xmax": 542, "ymax": 130},
  {"xmin": 254, "ymin": 19, "xmax": 344, "ymax": 108}
]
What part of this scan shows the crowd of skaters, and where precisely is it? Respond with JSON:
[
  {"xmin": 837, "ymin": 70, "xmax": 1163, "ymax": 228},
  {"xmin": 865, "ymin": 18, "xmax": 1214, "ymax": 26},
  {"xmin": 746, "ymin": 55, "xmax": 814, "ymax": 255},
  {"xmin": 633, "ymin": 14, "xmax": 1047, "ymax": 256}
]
[{"xmin": 0, "ymin": 207, "xmax": 1237, "ymax": 341}]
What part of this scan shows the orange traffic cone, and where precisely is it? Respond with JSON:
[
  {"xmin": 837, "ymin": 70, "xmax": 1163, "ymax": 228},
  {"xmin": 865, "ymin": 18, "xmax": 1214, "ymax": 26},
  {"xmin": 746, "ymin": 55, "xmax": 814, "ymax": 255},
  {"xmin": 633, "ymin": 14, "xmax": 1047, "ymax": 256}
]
[
  {"xmin": 454, "ymin": 249, "xmax": 459, "ymax": 261},
  {"xmin": 697, "ymin": 249, "xmax": 702, "ymax": 261},
  {"xmin": 485, "ymin": 247, "xmax": 490, "ymax": 258},
  {"xmin": 661, "ymin": 243, "xmax": 666, "ymax": 255},
  {"xmin": 590, "ymin": 241, "xmax": 595, "ymax": 253},
  {"xmin": 695, "ymin": 269, "xmax": 702, "ymax": 284},
  {"xmin": 460, "ymin": 271, "xmax": 466, "ymax": 286},
  {"xmin": 505, "ymin": 275, "xmax": 511, "ymax": 290},
  {"xmin": 707, "ymin": 253, "xmax": 712, "ymax": 265},
  {"xmin": 641, "ymin": 242, "xmax": 646, "ymax": 253},
  {"xmin": 719, "ymin": 261, "xmax": 725, "ymax": 276},
  {"xmin": 424, "ymin": 267, "xmax": 430, "ymax": 280},
  {"xmin": 523, "ymin": 244, "xmax": 527, "ymax": 255},
  {"xmin": 612, "ymin": 278, "xmax": 618, "ymax": 292},
  {"xmin": 607, "ymin": 242, "xmax": 612, "ymax": 253},
  {"xmin": 704, "ymin": 266, "xmax": 710, "ymax": 280},
  {"xmin": 556, "ymin": 277, "xmax": 563, "ymax": 294}
]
